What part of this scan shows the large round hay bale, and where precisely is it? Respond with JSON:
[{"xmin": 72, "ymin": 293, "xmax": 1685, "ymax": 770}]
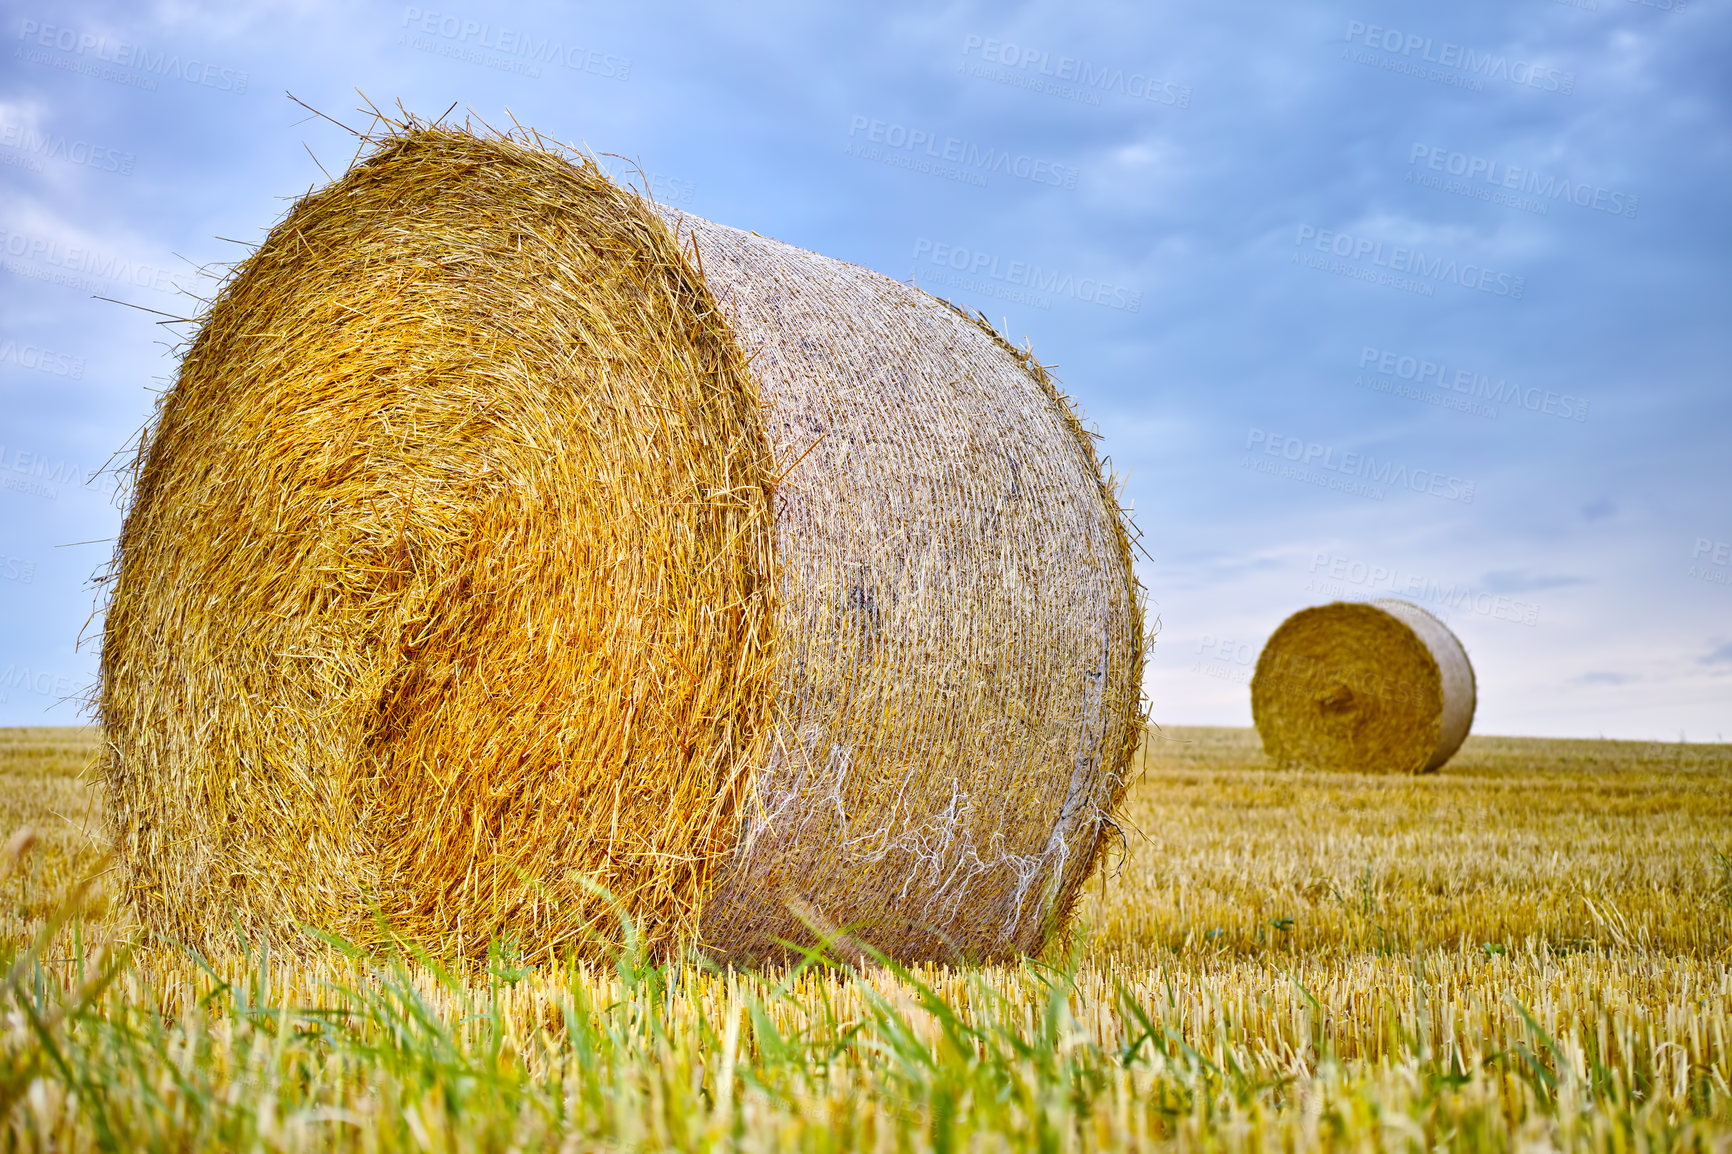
[
  {"xmin": 1249, "ymin": 599, "xmax": 1474, "ymax": 774},
  {"xmin": 98, "ymin": 125, "xmax": 1145, "ymax": 965}
]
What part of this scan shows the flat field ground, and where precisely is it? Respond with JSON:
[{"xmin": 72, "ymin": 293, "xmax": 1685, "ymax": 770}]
[{"xmin": 0, "ymin": 724, "xmax": 1727, "ymax": 1150}]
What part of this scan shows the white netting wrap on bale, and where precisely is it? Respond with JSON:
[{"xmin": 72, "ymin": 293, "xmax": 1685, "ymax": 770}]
[{"xmin": 663, "ymin": 212, "xmax": 1145, "ymax": 962}]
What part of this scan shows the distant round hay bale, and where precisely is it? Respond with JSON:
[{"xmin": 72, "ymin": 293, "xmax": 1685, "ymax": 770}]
[
  {"xmin": 98, "ymin": 125, "xmax": 1144, "ymax": 965},
  {"xmin": 1249, "ymin": 600, "xmax": 1474, "ymax": 774}
]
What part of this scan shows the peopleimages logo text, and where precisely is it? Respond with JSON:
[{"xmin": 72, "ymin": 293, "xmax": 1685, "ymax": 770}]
[
  {"xmin": 0, "ymin": 337, "xmax": 85, "ymax": 379},
  {"xmin": 0, "ymin": 121, "xmax": 133, "ymax": 175},
  {"xmin": 1245, "ymin": 428, "xmax": 1475, "ymax": 503},
  {"xmin": 1693, "ymin": 539, "xmax": 1731, "ymax": 566},
  {"xmin": 1190, "ymin": 634, "xmax": 1255, "ymax": 687},
  {"xmin": 1358, "ymin": 347, "xmax": 1588, "ymax": 422},
  {"xmin": 959, "ymin": 36, "xmax": 1191, "ymax": 107},
  {"xmin": 1295, "ymin": 225, "xmax": 1525, "ymax": 299},
  {"xmin": 1344, "ymin": 21, "xmax": 1573, "ymax": 94},
  {"xmin": 912, "ymin": 239, "xmax": 1139, "ymax": 312},
  {"xmin": 0, "ymin": 443, "xmax": 82, "ymax": 500},
  {"xmin": 1307, "ymin": 552, "xmax": 1539, "ymax": 627},
  {"xmin": 847, "ymin": 116, "xmax": 1079, "ymax": 189},
  {"xmin": 0, "ymin": 227, "xmax": 177, "ymax": 294},
  {"xmin": 1407, "ymin": 144, "xmax": 1636, "ymax": 219},
  {"xmin": 0, "ymin": 666, "xmax": 79, "ymax": 705},
  {"xmin": 399, "ymin": 9, "xmax": 631, "ymax": 78},
  {"xmin": 1688, "ymin": 538, "xmax": 1729, "ymax": 587},
  {"xmin": 15, "ymin": 19, "xmax": 249, "ymax": 91}
]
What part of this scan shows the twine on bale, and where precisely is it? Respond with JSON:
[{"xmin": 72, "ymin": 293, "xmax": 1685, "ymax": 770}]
[
  {"xmin": 98, "ymin": 119, "xmax": 1145, "ymax": 966},
  {"xmin": 1250, "ymin": 599, "xmax": 1474, "ymax": 774}
]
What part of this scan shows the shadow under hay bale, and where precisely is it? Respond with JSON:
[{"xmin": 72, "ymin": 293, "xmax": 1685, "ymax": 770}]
[
  {"xmin": 98, "ymin": 123, "xmax": 1145, "ymax": 965},
  {"xmin": 1249, "ymin": 599, "xmax": 1475, "ymax": 774}
]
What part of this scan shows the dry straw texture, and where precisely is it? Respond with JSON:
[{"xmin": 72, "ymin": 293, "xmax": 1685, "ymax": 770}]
[
  {"xmin": 1250, "ymin": 599, "xmax": 1474, "ymax": 774},
  {"xmin": 98, "ymin": 122, "xmax": 1144, "ymax": 965}
]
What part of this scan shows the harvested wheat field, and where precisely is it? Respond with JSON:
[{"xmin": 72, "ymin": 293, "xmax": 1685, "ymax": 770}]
[{"xmin": 1, "ymin": 724, "xmax": 1727, "ymax": 1150}]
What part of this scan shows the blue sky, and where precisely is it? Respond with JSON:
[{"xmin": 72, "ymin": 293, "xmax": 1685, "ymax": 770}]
[{"xmin": 1, "ymin": 0, "xmax": 1727, "ymax": 739}]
